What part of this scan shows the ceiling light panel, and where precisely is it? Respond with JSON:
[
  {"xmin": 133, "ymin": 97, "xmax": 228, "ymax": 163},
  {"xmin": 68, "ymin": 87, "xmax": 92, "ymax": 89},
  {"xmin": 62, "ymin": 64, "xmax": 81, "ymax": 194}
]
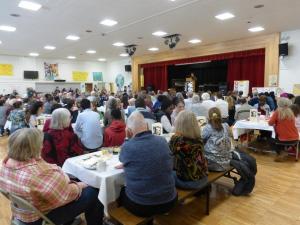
[
  {"xmin": 215, "ymin": 12, "xmax": 235, "ymax": 20},
  {"xmin": 113, "ymin": 42, "xmax": 125, "ymax": 47},
  {"xmin": 98, "ymin": 58, "xmax": 106, "ymax": 62},
  {"xmin": 67, "ymin": 56, "xmax": 76, "ymax": 59},
  {"xmin": 44, "ymin": 45, "xmax": 56, "ymax": 50},
  {"xmin": 66, "ymin": 35, "xmax": 80, "ymax": 41},
  {"xmin": 86, "ymin": 50, "xmax": 96, "ymax": 54},
  {"xmin": 152, "ymin": 31, "xmax": 167, "ymax": 36},
  {"xmin": 29, "ymin": 52, "xmax": 39, "ymax": 57},
  {"xmin": 0, "ymin": 25, "xmax": 16, "ymax": 32},
  {"xmin": 248, "ymin": 26, "xmax": 265, "ymax": 32},
  {"xmin": 18, "ymin": 1, "xmax": 42, "ymax": 11},
  {"xmin": 120, "ymin": 53, "xmax": 129, "ymax": 57},
  {"xmin": 188, "ymin": 39, "xmax": 202, "ymax": 44},
  {"xmin": 148, "ymin": 47, "xmax": 159, "ymax": 51},
  {"xmin": 100, "ymin": 19, "xmax": 118, "ymax": 26}
]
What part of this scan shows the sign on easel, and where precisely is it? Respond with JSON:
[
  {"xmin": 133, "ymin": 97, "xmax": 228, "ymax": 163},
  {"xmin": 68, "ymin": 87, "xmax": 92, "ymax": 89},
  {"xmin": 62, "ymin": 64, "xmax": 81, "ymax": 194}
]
[{"xmin": 234, "ymin": 80, "xmax": 249, "ymax": 97}]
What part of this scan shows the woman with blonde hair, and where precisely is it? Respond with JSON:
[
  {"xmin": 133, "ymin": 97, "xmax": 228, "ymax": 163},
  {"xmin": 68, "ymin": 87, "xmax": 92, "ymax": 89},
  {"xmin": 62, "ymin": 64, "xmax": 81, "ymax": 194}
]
[
  {"xmin": 169, "ymin": 110, "xmax": 208, "ymax": 189},
  {"xmin": 0, "ymin": 128, "xmax": 104, "ymax": 225},
  {"xmin": 202, "ymin": 107, "xmax": 232, "ymax": 171},
  {"xmin": 269, "ymin": 97, "xmax": 299, "ymax": 161},
  {"xmin": 226, "ymin": 96, "xmax": 236, "ymax": 126}
]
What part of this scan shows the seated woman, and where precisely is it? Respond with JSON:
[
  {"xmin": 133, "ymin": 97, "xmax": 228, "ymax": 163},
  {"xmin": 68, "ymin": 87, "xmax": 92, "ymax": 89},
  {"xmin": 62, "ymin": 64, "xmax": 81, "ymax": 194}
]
[
  {"xmin": 169, "ymin": 111, "xmax": 208, "ymax": 189},
  {"xmin": 171, "ymin": 98, "xmax": 185, "ymax": 124},
  {"xmin": 254, "ymin": 95, "xmax": 271, "ymax": 115},
  {"xmin": 8, "ymin": 100, "xmax": 27, "ymax": 133},
  {"xmin": 29, "ymin": 101, "xmax": 44, "ymax": 128},
  {"xmin": 42, "ymin": 108, "xmax": 84, "ymax": 167},
  {"xmin": 269, "ymin": 98, "xmax": 299, "ymax": 162},
  {"xmin": 202, "ymin": 107, "xmax": 232, "ymax": 171},
  {"xmin": 156, "ymin": 98, "xmax": 174, "ymax": 133},
  {"xmin": 290, "ymin": 104, "xmax": 300, "ymax": 133},
  {"xmin": 0, "ymin": 128, "xmax": 104, "ymax": 225},
  {"xmin": 104, "ymin": 98, "xmax": 125, "ymax": 127},
  {"xmin": 103, "ymin": 109, "xmax": 126, "ymax": 147}
]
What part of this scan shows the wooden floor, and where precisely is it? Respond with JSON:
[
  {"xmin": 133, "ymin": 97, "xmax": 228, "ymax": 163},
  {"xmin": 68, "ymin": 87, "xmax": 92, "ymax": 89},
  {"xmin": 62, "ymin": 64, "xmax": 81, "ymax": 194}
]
[{"xmin": 1, "ymin": 137, "xmax": 300, "ymax": 225}]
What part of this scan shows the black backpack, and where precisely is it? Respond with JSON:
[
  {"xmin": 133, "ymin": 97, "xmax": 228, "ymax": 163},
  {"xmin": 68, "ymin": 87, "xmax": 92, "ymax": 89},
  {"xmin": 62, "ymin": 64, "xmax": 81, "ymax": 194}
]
[{"xmin": 230, "ymin": 150, "xmax": 257, "ymax": 196}]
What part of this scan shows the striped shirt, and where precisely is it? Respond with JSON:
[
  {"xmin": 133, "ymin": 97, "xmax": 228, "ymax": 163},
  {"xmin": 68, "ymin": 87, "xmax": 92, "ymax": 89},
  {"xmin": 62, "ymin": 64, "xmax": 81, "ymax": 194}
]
[{"xmin": 0, "ymin": 158, "xmax": 82, "ymax": 223}]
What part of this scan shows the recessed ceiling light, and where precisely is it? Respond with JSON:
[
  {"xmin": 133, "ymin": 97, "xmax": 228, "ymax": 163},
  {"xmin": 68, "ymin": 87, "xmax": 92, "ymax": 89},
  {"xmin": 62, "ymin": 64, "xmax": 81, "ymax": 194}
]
[
  {"xmin": 188, "ymin": 39, "xmax": 202, "ymax": 44},
  {"xmin": 113, "ymin": 42, "xmax": 125, "ymax": 47},
  {"xmin": 66, "ymin": 35, "xmax": 80, "ymax": 41},
  {"xmin": 215, "ymin": 12, "xmax": 235, "ymax": 20},
  {"xmin": 18, "ymin": 1, "xmax": 42, "ymax": 11},
  {"xmin": 0, "ymin": 40, "xmax": 2, "ymax": 44},
  {"xmin": 148, "ymin": 47, "xmax": 159, "ymax": 51},
  {"xmin": 29, "ymin": 52, "xmax": 39, "ymax": 57},
  {"xmin": 86, "ymin": 50, "xmax": 96, "ymax": 54},
  {"xmin": 248, "ymin": 26, "xmax": 265, "ymax": 32},
  {"xmin": 44, "ymin": 45, "xmax": 56, "ymax": 50},
  {"xmin": 98, "ymin": 58, "xmax": 106, "ymax": 62},
  {"xmin": 67, "ymin": 56, "xmax": 76, "ymax": 59},
  {"xmin": 152, "ymin": 31, "xmax": 167, "ymax": 37},
  {"xmin": 120, "ymin": 53, "xmax": 129, "ymax": 57},
  {"xmin": 100, "ymin": 19, "xmax": 118, "ymax": 27},
  {"xmin": 0, "ymin": 25, "xmax": 16, "ymax": 32}
]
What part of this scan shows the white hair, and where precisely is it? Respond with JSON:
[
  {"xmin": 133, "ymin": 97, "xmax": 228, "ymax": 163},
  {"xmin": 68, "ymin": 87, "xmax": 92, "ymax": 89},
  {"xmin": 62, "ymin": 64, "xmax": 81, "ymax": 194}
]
[
  {"xmin": 192, "ymin": 95, "xmax": 200, "ymax": 103},
  {"xmin": 126, "ymin": 111, "xmax": 147, "ymax": 132},
  {"xmin": 50, "ymin": 108, "xmax": 71, "ymax": 130},
  {"xmin": 201, "ymin": 92, "xmax": 210, "ymax": 101}
]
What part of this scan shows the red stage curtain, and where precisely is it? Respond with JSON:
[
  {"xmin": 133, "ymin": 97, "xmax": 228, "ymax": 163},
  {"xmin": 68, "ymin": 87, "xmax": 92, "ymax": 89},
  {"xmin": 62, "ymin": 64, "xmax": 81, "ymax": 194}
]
[
  {"xmin": 227, "ymin": 55, "xmax": 265, "ymax": 91},
  {"xmin": 143, "ymin": 66, "xmax": 168, "ymax": 91},
  {"xmin": 141, "ymin": 48, "xmax": 265, "ymax": 91}
]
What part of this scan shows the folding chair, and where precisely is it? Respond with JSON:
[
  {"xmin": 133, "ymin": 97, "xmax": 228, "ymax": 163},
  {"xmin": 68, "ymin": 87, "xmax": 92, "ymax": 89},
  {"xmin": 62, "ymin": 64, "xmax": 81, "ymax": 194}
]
[
  {"xmin": 275, "ymin": 140, "xmax": 299, "ymax": 161},
  {"xmin": 0, "ymin": 177, "xmax": 56, "ymax": 225}
]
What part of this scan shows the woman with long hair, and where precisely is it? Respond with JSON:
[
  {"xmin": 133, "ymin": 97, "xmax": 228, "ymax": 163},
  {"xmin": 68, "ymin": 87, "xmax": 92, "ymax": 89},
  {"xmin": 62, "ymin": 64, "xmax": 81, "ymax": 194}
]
[
  {"xmin": 169, "ymin": 111, "xmax": 208, "ymax": 189},
  {"xmin": 226, "ymin": 96, "xmax": 236, "ymax": 126},
  {"xmin": 269, "ymin": 97, "xmax": 299, "ymax": 162},
  {"xmin": 202, "ymin": 107, "xmax": 232, "ymax": 171}
]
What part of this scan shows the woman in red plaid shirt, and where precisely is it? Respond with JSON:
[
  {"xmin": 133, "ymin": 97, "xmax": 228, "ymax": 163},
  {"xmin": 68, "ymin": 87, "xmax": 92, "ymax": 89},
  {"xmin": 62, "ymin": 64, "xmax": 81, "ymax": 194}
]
[{"xmin": 0, "ymin": 128, "xmax": 104, "ymax": 225}]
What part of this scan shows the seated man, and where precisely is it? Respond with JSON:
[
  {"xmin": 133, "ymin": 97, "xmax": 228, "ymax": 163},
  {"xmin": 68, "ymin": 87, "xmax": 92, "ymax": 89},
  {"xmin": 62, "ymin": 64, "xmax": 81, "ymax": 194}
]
[
  {"xmin": 118, "ymin": 111, "xmax": 177, "ymax": 217},
  {"xmin": 75, "ymin": 99, "xmax": 103, "ymax": 152},
  {"xmin": 103, "ymin": 109, "xmax": 126, "ymax": 147}
]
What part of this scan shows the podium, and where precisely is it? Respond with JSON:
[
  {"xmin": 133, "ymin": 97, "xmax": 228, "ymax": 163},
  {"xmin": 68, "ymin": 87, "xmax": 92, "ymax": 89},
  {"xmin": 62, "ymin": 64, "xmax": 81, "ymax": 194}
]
[{"xmin": 185, "ymin": 77, "xmax": 196, "ymax": 92}]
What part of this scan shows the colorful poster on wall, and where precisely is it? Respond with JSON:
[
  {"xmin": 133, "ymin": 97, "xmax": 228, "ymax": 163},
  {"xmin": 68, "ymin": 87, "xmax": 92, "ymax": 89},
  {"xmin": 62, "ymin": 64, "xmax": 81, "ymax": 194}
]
[
  {"xmin": 293, "ymin": 84, "xmax": 300, "ymax": 95},
  {"xmin": 93, "ymin": 72, "xmax": 103, "ymax": 81},
  {"xmin": 44, "ymin": 62, "xmax": 59, "ymax": 80},
  {"xmin": 268, "ymin": 74, "xmax": 278, "ymax": 86},
  {"xmin": 234, "ymin": 80, "xmax": 249, "ymax": 97},
  {"xmin": 72, "ymin": 71, "xmax": 88, "ymax": 81},
  {"xmin": 0, "ymin": 64, "xmax": 13, "ymax": 76},
  {"xmin": 115, "ymin": 74, "xmax": 125, "ymax": 91}
]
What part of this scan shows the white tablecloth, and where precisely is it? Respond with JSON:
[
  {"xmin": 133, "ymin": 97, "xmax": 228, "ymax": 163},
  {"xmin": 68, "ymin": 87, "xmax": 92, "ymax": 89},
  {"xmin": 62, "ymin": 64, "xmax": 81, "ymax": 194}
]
[
  {"xmin": 62, "ymin": 153, "xmax": 124, "ymax": 215},
  {"xmin": 4, "ymin": 120, "xmax": 11, "ymax": 130},
  {"xmin": 232, "ymin": 120, "xmax": 275, "ymax": 139}
]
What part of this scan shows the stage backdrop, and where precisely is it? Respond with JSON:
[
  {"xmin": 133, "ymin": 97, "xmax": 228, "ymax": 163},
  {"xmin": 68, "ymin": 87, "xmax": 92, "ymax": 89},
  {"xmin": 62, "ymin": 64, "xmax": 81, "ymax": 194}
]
[{"xmin": 141, "ymin": 48, "xmax": 265, "ymax": 92}]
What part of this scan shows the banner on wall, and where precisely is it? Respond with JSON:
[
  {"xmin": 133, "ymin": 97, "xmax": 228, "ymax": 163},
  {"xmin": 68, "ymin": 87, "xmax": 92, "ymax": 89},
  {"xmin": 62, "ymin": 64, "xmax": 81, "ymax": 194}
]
[
  {"xmin": 234, "ymin": 80, "xmax": 249, "ymax": 97},
  {"xmin": 72, "ymin": 71, "xmax": 88, "ymax": 81},
  {"xmin": 115, "ymin": 74, "xmax": 125, "ymax": 91},
  {"xmin": 44, "ymin": 62, "xmax": 59, "ymax": 80},
  {"xmin": 0, "ymin": 64, "xmax": 13, "ymax": 76},
  {"xmin": 93, "ymin": 72, "xmax": 103, "ymax": 81}
]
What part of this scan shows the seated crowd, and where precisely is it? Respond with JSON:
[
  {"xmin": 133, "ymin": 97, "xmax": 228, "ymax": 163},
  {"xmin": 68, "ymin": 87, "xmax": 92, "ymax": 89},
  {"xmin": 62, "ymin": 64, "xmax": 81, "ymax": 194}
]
[{"xmin": 0, "ymin": 87, "xmax": 299, "ymax": 224}]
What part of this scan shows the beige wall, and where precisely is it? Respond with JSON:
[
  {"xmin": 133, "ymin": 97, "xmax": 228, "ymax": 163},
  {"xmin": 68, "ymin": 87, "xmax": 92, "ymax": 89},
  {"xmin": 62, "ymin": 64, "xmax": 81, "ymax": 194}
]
[{"xmin": 132, "ymin": 33, "xmax": 280, "ymax": 91}]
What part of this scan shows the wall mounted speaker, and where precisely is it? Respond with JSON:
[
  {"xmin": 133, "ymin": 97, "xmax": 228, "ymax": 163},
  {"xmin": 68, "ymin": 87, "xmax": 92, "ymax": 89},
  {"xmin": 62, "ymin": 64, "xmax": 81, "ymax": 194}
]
[
  {"xmin": 279, "ymin": 43, "xmax": 288, "ymax": 57},
  {"xmin": 125, "ymin": 65, "xmax": 131, "ymax": 72}
]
